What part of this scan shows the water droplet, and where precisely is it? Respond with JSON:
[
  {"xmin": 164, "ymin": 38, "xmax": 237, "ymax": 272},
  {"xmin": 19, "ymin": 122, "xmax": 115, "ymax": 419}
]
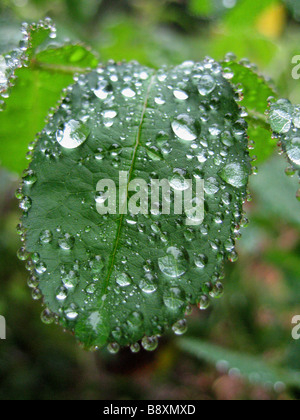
[
  {"xmin": 58, "ymin": 233, "xmax": 75, "ymax": 250},
  {"xmin": 173, "ymin": 89, "xmax": 188, "ymax": 100},
  {"xmin": 94, "ymin": 80, "xmax": 112, "ymax": 99},
  {"xmin": 32, "ymin": 288, "xmax": 42, "ymax": 300},
  {"xmin": 56, "ymin": 120, "xmax": 90, "ymax": 149},
  {"xmin": 56, "ymin": 287, "xmax": 68, "ymax": 302},
  {"xmin": 103, "ymin": 110, "xmax": 117, "ymax": 119},
  {"xmin": 35, "ymin": 262, "xmax": 47, "ymax": 274},
  {"xmin": 198, "ymin": 294, "xmax": 210, "ymax": 310},
  {"xmin": 286, "ymin": 137, "xmax": 300, "ymax": 166},
  {"xmin": 62, "ymin": 270, "xmax": 79, "ymax": 289},
  {"xmin": 220, "ymin": 162, "xmax": 248, "ymax": 188},
  {"xmin": 195, "ymin": 254, "xmax": 208, "ymax": 269},
  {"xmin": 155, "ymin": 95, "xmax": 166, "ymax": 105},
  {"xmin": 139, "ymin": 273, "xmax": 157, "ymax": 294},
  {"xmin": 41, "ymin": 308, "xmax": 55, "ymax": 325},
  {"xmin": 170, "ymin": 175, "xmax": 190, "ymax": 191},
  {"xmin": 130, "ymin": 343, "xmax": 140, "ymax": 353},
  {"xmin": 40, "ymin": 229, "xmax": 53, "ymax": 244},
  {"xmin": 141, "ymin": 336, "xmax": 158, "ymax": 351},
  {"xmin": 116, "ymin": 272, "xmax": 131, "ymax": 287},
  {"xmin": 158, "ymin": 247, "xmax": 188, "ymax": 278},
  {"xmin": 122, "ymin": 87, "xmax": 136, "ymax": 98},
  {"xmin": 163, "ymin": 287, "xmax": 185, "ymax": 310},
  {"xmin": 17, "ymin": 247, "xmax": 29, "ymax": 261},
  {"xmin": 269, "ymin": 106, "xmax": 292, "ymax": 133},
  {"xmin": 198, "ymin": 74, "xmax": 216, "ymax": 96},
  {"xmin": 19, "ymin": 196, "xmax": 32, "ymax": 211},
  {"xmin": 22, "ymin": 169, "xmax": 37, "ymax": 185},
  {"xmin": 65, "ymin": 305, "xmax": 78, "ymax": 320},
  {"xmin": 172, "ymin": 319, "xmax": 187, "ymax": 335},
  {"xmin": 107, "ymin": 342, "xmax": 120, "ymax": 354},
  {"xmin": 171, "ymin": 114, "xmax": 197, "ymax": 141},
  {"xmin": 210, "ymin": 282, "xmax": 224, "ymax": 299},
  {"xmin": 127, "ymin": 311, "xmax": 143, "ymax": 328}
]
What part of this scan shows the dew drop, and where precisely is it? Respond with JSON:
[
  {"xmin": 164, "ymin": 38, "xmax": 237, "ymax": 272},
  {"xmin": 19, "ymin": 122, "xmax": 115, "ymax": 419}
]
[
  {"xmin": 116, "ymin": 272, "xmax": 131, "ymax": 287},
  {"xmin": 198, "ymin": 74, "xmax": 216, "ymax": 96},
  {"xmin": 130, "ymin": 343, "xmax": 141, "ymax": 353},
  {"xmin": 171, "ymin": 114, "xmax": 197, "ymax": 141},
  {"xmin": 107, "ymin": 342, "xmax": 120, "ymax": 354},
  {"xmin": 122, "ymin": 87, "xmax": 136, "ymax": 98},
  {"xmin": 172, "ymin": 319, "xmax": 187, "ymax": 335},
  {"xmin": 22, "ymin": 169, "xmax": 37, "ymax": 185},
  {"xmin": 163, "ymin": 287, "xmax": 185, "ymax": 310},
  {"xmin": 56, "ymin": 120, "xmax": 90, "ymax": 149},
  {"xmin": 158, "ymin": 247, "xmax": 188, "ymax": 278},
  {"xmin": 65, "ymin": 305, "xmax": 78, "ymax": 320},
  {"xmin": 58, "ymin": 233, "xmax": 75, "ymax": 250},
  {"xmin": 62, "ymin": 270, "xmax": 79, "ymax": 289},
  {"xmin": 141, "ymin": 336, "xmax": 158, "ymax": 351},
  {"xmin": 220, "ymin": 162, "xmax": 248, "ymax": 188},
  {"xmin": 286, "ymin": 137, "xmax": 300, "ymax": 166},
  {"xmin": 139, "ymin": 273, "xmax": 157, "ymax": 294},
  {"xmin": 198, "ymin": 294, "xmax": 210, "ymax": 310},
  {"xmin": 40, "ymin": 229, "xmax": 53, "ymax": 244},
  {"xmin": 41, "ymin": 308, "xmax": 55, "ymax": 325},
  {"xmin": 173, "ymin": 89, "xmax": 188, "ymax": 100},
  {"xmin": 19, "ymin": 196, "xmax": 32, "ymax": 212}
]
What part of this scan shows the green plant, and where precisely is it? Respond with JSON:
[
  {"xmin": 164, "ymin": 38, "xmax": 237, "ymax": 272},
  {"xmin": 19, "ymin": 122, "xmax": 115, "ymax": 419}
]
[{"xmin": 1, "ymin": 19, "xmax": 299, "ymax": 355}]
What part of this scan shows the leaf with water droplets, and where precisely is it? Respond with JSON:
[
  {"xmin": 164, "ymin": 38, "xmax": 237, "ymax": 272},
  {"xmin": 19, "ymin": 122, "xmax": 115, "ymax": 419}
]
[
  {"xmin": 0, "ymin": 19, "xmax": 98, "ymax": 174},
  {"xmin": 19, "ymin": 59, "xmax": 251, "ymax": 350},
  {"xmin": 221, "ymin": 57, "xmax": 277, "ymax": 165},
  {"xmin": 269, "ymin": 99, "xmax": 300, "ymax": 201}
]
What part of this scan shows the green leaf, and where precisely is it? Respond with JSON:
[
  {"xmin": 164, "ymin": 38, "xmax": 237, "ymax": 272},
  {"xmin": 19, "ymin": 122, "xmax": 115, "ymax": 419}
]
[
  {"xmin": 0, "ymin": 20, "xmax": 98, "ymax": 174},
  {"xmin": 250, "ymin": 156, "xmax": 300, "ymax": 226},
  {"xmin": 221, "ymin": 58, "xmax": 277, "ymax": 164},
  {"xmin": 188, "ymin": 0, "xmax": 214, "ymax": 17},
  {"xmin": 19, "ymin": 59, "xmax": 251, "ymax": 351},
  {"xmin": 225, "ymin": 0, "xmax": 279, "ymax": 30},
  {"xmin": 178, "ymin": 338, "xmax": 300, "ymax": 389},
  {"xmin": 269, "ymin": 99, "xmax": 300, "ymax": 201}
]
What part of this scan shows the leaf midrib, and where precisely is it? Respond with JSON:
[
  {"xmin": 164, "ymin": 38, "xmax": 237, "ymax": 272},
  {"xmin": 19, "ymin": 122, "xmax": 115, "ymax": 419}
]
[{"xmin": 101, "ymin": 71, "xmax": 157, "ymax": 299}]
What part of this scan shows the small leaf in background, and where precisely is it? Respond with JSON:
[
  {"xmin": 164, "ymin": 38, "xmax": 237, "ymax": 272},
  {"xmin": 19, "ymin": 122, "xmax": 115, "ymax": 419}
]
[
  {"xmin": 221, "ymin": 58, "xmax": 277, "ymax": 164},
  {"xmin": 19, "ymin": 59, "xmax": 251, "ymax": 350},
  {"xmin": 178, "ymin": 338, "xmax": 300, "ymax": 390},
  {"xmin": 250, "ymin": 156, "xmax": 300, "ymax": 226},
  {"xmin": 0, "ymin": 20, "xmax": 98, "ymax": 174},
  {"xmin": 269, "ymin": 99, "xmax": 300, "ymax": 201}
]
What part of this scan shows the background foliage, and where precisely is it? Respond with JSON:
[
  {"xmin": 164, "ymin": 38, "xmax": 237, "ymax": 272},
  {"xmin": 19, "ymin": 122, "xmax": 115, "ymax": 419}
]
[{"xmin": 0, "ymin": 0, "xmax": 300, "ymax": 400}]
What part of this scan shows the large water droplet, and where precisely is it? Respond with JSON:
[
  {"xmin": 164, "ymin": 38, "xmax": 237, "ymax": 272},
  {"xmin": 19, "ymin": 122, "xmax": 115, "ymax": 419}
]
[
  {"xmin": 158, "ymin": 247, "xmax": 188, "ymax": 278},
  {"xmin": 173, "ymin": 89, "xmax": 188, "ymax": 100},
  {"xmin": 286, "ymin": 137, "xmax": 300, "ymax": 166},
  {"xmin": 62, "ymin": 270, "xmax": 79, "ymax": 289},
  {"xmin": 171, "ymin": 114, "xmax": 197, "ymax": 141},
  {"xmin": 141, "ymin": 336, "xmax": 158, "ymax": 351},
  {"xmin": 139, "ymin": 273, "xmax": 157, "ymax": 294},
  {"xmin": 121, "ymin": 87, "xmax": 136, "ymax": 98},
  {"xmin": 269, "ymin": 106, "xmax": 292, "ymax": 134},
  {"xmin": 116, "ymin": 272, "xmax": 131, "ymax": 287},
  {"xmin": 58, "ymin": 233, "xmax": 75, "ymax": 250},
  {"xmin": 220, "ymin": 162, "xmax": 248, "ymax": 188},
  {"xmin": 40, "ymin": 229, "xmax": 53, "ymax": 244},
  {"xmin": 198, "ymin": 74, "xmax": 216, "ymax": 96},
  {"xmin": 56, "ymin": 120, "xmax": 90, "ymax": 149},
  {"xmin": 163, "ymin": 287, "xmax": 185, "ymax": 310}
]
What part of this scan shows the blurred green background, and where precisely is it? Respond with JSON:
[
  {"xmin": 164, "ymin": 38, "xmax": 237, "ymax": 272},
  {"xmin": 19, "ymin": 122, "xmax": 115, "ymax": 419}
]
[{"xmin": 0, "ymin": 0, "xmax": 300, "ymax": 400}]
